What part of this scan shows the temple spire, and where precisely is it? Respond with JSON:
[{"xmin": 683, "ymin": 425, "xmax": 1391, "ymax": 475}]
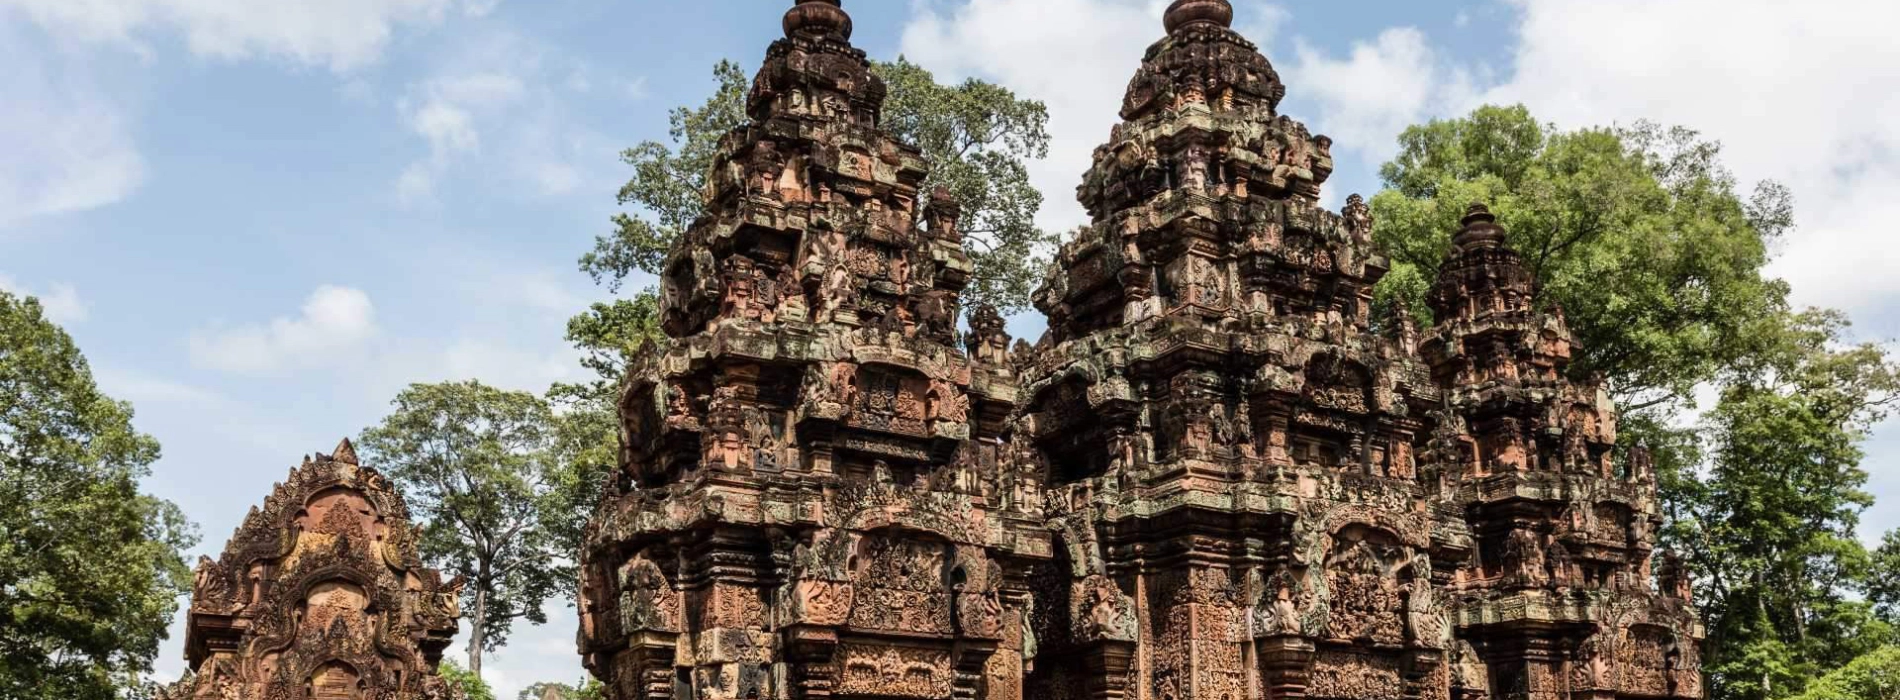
[
  {"xmin": 1452, "ymin": 202, "xmax": 1509, "ymax": 252},
  {"xmin": 1163, "ymin": 0, "xmax": 1233, "ymax": 34},
  {"xmin": 784, "ymin": 0, "xmax": 852, "ymax": 40}
]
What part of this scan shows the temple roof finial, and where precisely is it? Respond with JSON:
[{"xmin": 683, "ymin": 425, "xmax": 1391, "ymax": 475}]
[
  {"xmin": 1454, "ymin": 202, "xmax": 1508, "ymax": 250},
  {"xmin": 1164, "ymin": 0, "xmax": 1233, "ymax": 34},
  {"xmin": 784, "ymin": 0, "xmax": 852, "ymax": 40},
  {"xmin": 331, "ymin": 437, "xmax": 359, "ymax": 465}
]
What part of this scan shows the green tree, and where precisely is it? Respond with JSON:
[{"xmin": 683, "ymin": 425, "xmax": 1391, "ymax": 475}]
[
  {"xmin": 1788, "ymin": 647, "xmax": 1900, "ymax": 700},
  {"xmin": 519, "ymin": 680, "xmax": 606, "ymax": 700},
  {"xmin": 1677, "ymin": 311, "xmax": 1900, "ymax": 700},
  {"xmin": 558, "ymin": 292, "xmax": 666, "ymax": 406},
  {"xmin": 0, "ymin": 291, "xmax": 197, "ymax": 700},
  {"xmin": 1873, "ymin": 532, "xmax": 1900, "ymax": 621},
  {"xmin": 1372, "ymin": 104, "xmax": 1792, "ymax": 410},
  {"xmin": 359, "ymin": 381, "xmax": 567, "ymax": 677},
  {"xmin": 875, "ymin": 57, "xmax": 1055, "ymax": 310},
  {"xmin": 439, "ymin": 659, "xmax": 498, "ymax": 700}
]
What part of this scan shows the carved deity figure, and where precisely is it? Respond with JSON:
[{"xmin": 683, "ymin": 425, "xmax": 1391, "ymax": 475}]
[{"xmin": 1503, "ymin": 528, "xmax": 1549, "ymax": 588}]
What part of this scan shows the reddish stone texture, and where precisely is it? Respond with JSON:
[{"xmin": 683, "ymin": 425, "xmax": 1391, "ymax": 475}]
[
  {"xmin": 578, "ymin": 1, "xmax": 1043, "ymax": 699},
  {"xmin": 580, "ymin": 1, "xmax": 1702, "ymax": 699},
  {"xmin": 160, "ymin": 440, "xmax": 463, "ymax": 700}
]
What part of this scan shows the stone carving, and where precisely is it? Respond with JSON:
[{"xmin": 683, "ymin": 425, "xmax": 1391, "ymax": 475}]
[
  {"xmin": 577, "ymin": 3, "xmax": 1040, "ymax": 699},
  {"xmin": 1406, "ymin": 574, "xmax": 1449, "ymax": 649},
  {"xmin": 832, "ymin": 644, "xmax": 955, "ymax": 698},
  {"xmin": 576, "ymin": 2, "xmax": 1700, "ymax": 699},
  {"xmin": 1450, "ymin": 639, "xmax": 1489, "ymax": 694},
  {"xmin": 1504, "ymin": 528, "xmax": 1549, "ymax": 589},
  {"xmin": 160, "ymin": 441, "xmax": 460, "ymax": 700},
  {"xmin": 1310, "ymin": 651, "xmax": 1404, "ymax": 700},
  {"xmin": 1075, "ymin": 574, "xmax": 1139, "ymax": 642}
]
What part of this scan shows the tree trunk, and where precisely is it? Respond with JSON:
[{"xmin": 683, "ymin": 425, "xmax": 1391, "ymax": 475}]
[{"xmin": 468, "ymin": 584, "xmax": 488, "ymax": 676}]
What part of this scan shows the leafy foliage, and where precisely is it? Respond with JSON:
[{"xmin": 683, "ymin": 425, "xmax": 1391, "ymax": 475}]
[
  {"xmin": 1788, "ymin": 647, "xmax": 1900, "ymax": 700},
  {"xmin": 1372, "ymin": 104, "xmax": 1792, "ymax": 409},
  {"xmin": 585, "ymin": 60, "xmax": 751, "ymax": 289},
  {"xmin": 0, "ymin": 291, "xmax": 197, "ymax": 700},
  {"xmin": 518, "ymin": 679, "xmax": 605, "ymax": 700},
  {"xmin": 561, "ymin": 293, "xmax": 666, "ymax": 403},
  {"xmin": 360, "ymin": 381, "xmax": 569, "ymax": 676},
  {"xmin": 440, "ymin": 659, "xmax": 498, "ymax": 700},
  {"xmin": 1874, "ymin": 533, "xmax": 1900, "ymax": 622},
  {"xmin": 874, "ymin": 57, "xmax": 1055, "ymax": 311},
  {"xmin": 1674, "ymin": 311, "xmax": 1900, "ymax": 700}
]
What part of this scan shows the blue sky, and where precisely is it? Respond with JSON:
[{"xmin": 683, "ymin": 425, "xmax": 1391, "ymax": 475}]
[{"xmin": 4, "ymin": 0, "xmax": 1898, "ymax": 696}]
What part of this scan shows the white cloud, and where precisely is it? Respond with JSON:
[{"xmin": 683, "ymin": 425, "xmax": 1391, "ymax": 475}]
[
  {"xmin": 1483, "ymin": 0, "xmax": 1900, "ymax": 326},
  {"xmin": 0, "ymin": 24, "xmax": 144, "ymax": 228},
  {"xmin": 394, "ymin": 39, "xmax": 614, "ymax": 204},
  {"xmin": 900, "ymin": 0, "xmax": 1175, "ymax": 231},
  {"xmin": 394, "ymin": 71, "xmax": 521, "ymax": 204},
  {"xmin": 1287, "ymin": 27, "xmax": 1475, "ymax": 171},
  {"xmin": 1, "ymin": 0, "xmax": 495, "ymax": 72},
  {"xmin": 189, "ymin": 285, "xmax": 378, "ymax": 375},
  {"xmin": 94, "ymin": 370, "xmax": 222, "ymax": 406},
  {"xmin": 0, "ymin": 274, "xmax": 90, "ymax": 324},
  {"xmin": 620, "ymin": 75, "xmax": 649, "ymax": 100}
]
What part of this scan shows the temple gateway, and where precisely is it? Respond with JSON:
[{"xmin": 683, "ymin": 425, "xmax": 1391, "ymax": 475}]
[
  {"xmin": 159, "ymin": 440, "xmax": 465, "ymax": 700},
  {"xmin": 576, "ymin": 1, "xmax": 1702, "ymax": 699}
]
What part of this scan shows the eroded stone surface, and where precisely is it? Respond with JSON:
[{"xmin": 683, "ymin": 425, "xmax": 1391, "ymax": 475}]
[
  {"xmin": 160, "ymin": 440, "xmax": 463, "ymax": 700},
  {"xmin": 581, "ymin": 2, "xmax": 1701, "ymax": 699}
]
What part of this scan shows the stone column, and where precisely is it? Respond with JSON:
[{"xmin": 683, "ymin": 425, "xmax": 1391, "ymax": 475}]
[
  {"xmin": 1085, "ymin": 640, "xmax": 1139, "ymax": 700},
  {"xmin": 784, "ymin": 626, "xmax": 840, "ymax": 700},
  {"xmin": 623, "ymin": 633, "xmax": 679, "ymax": 700},
  {"xmin": 1258, "ymin": 637, "xmax": 1315, "ymax": 700}
]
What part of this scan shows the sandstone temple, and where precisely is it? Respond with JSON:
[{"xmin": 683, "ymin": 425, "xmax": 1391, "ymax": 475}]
[
  {"xmin": 574, "ymin": 1, "xmax": 1703, "ymax": 699},
  {"xmin": 159, "ymin": 440, "xmax": 464, "ymax": 700},
  {"xmin": 161, "ymin": 1, "xmax": 1703, "ymax": 699}
]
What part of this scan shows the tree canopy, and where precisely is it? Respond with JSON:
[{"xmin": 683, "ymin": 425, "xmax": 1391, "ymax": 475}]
[
  {"xmin": 1787, "ymin": 647, "xmax": 1900, "ymax": 700},
  {"xmin": 360, "ymin": 381, "xmax": 571, "ymax": 677},
  {"xmin": 440, "ymin": 659, "xmax": 498, "ymax": 700},
  {"xmin": 0, "ymin": 290, "xmax": 196, "ymax": 699},
  {"xmin": 1371, "ymin": 104, "xmax": 1793, "ymax": 410},
  {"xmin": 1674, "ymin": 311, "xmax": 1900, "ymax": 700}
]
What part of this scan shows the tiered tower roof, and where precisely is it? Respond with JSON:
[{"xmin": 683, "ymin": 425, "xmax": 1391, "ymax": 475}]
[{"xmin": 160, "ymin": 441, "xmax": 462, "ymax": 700}]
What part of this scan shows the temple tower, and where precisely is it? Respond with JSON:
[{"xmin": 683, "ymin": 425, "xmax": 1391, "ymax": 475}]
[
  {"xmin": 577, "ymin": 2, "xmax": 1048, "ymax": 699},
  {"xmin": 1425, "ymin": 205, "xmax": 1704, "ymax": 700},
  {"xmin": 1022, "ymin": 1, "xmax": 1464, "ymax": 698},
  {"xmin": 580, "ymin": 1, "xmax": 1703, "ymax": 699},
  {"xmin": 159, "ymin": 440, "xmax": 463, "ymax": 700}
]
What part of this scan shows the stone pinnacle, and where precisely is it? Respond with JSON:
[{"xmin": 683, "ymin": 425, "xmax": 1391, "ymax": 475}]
[{"xmin": 1164, "ymin": 0, "xmax": 1233, "ymax": 34}]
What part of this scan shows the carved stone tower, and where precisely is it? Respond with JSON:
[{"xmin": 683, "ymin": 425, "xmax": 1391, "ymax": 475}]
[
  {"xmin": 1020, "ymin": 2, "xmax": 1701, "ymax": 699},
  {"xmin": 1025, "ymin": 1, "xmax": 1458, "ymax": 697},
  {"xmin": 159, "ymin": 440, "xmax": 463, "ymax": 700},
  {"xmin": 1426, "ymin": 205, "xmax": 1703, "ymax": 700},
  {"xmin": 577, "ymin": 1, "xmax": 1048, "ymax": 699},
  {"xmin": 581, "ymin": 1, "xmax": 1702, "ymax": 699}
]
